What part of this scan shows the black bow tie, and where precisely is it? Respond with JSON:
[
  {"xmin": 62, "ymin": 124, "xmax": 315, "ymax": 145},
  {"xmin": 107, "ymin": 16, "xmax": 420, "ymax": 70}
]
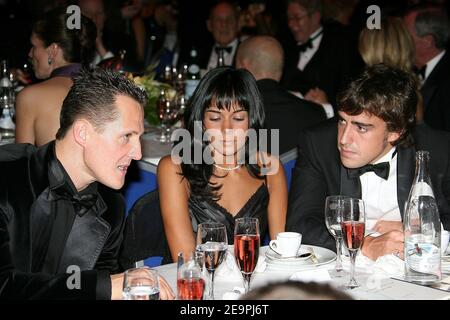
[
  {"xmin": 414, "ymin": 65, "xmax": 427, "ymax": 79},
  {"xmin": 296, "ymin": 30, "xmax": 323, "ymax": 54},
  {"xmin": 215, "ymin": 46, "xmax": 233, "ymax": 54},
  {"xmin": 347, "ymin": 162, "xmax": 390, "ymax": 180},
  {"xmin": 70, "ymin": 193, "xmax": 98, "ymax": 216},
  {"xmin": 296, "ymin": 39, "xmax": 313, "ymax": 53},
  {"xmin": 52, "ymin": 186, "xmax": 98, "ymax": 217}
]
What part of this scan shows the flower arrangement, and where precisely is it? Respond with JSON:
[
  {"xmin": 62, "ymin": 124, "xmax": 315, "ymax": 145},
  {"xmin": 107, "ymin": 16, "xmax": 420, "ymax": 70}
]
[{"xmin": 130, "ymin": 66, "xmax": 176, "ymax": 126}]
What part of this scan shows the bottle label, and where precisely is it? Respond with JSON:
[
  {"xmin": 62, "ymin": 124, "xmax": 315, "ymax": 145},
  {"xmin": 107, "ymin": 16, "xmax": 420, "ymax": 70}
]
[
  {"xmin": 410, "ymin": 182, "xmax": 434, "ymax": 198},
  {"xmin": 405, "ymin": 238, "xmax": 440, "ymax": 274}
]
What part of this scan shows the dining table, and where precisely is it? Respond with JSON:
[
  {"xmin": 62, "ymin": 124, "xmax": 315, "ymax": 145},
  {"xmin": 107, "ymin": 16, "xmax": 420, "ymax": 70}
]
[{"xmin": 154, "ymin": 245, "xmax": 450, "ymax": 300}]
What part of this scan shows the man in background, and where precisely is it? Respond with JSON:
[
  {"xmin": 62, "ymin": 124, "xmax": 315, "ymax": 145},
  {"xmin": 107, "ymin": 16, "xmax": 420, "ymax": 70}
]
[
  {"xmin": 236, "ymin": 35, "xmax": 326, "ymax": 154},
  {"xmin": 404, "ymin": 4, "xmax": 450, "ymax": 131}
]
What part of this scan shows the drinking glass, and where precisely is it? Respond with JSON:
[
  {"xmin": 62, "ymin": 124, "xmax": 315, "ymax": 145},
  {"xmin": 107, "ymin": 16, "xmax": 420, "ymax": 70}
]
[
  {"xmin": 122, "ymin": 266, "xmax": 160, "ymax": 300},
  {"xmin": 177, "ymin": 251, "xmax": 206, "ymax": 300},
  {"xmin": 340, "ymin": 198, "xmax": 366, "ymax": 289},
  {"xmin": 196, "ymin": 222, "xmax": 228, "ymax": 300},
  {"xmin": 234, "ymin": 217, "xmax": 260, "ymax": 294},
  {"xmin": 158, "ymin": 99, "xmax": 180, "ymax": 143},
  {"xmin": 325, "ymin": 195, "xmax": 351, "ymax": 277}
]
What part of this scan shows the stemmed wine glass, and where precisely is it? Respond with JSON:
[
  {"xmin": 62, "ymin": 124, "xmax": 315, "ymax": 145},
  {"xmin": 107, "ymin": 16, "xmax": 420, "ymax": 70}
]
[
  {"xmin": 234, "ymin": 217, "xmax": 260, "ymax": 294},
  {"xmin": 340, "ymin": 198, "xmax": 366, "ymax": 289},
  {"xmin": 196, "ymin": 222, "xmax": 228, "ymax": 300},
  {"xmin": 325, "ymin": 195, "xmax": 351, "ymax": 278}
]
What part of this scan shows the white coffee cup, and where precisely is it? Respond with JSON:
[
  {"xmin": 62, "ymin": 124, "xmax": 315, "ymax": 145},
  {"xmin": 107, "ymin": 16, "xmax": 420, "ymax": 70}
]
[
  {"xmin": 442, "ymin": 230, "xmax": 450, "ymax": 254},
  {"xmin": 269, "ymin": 232, "xmax": 302, "ymax": 257}
]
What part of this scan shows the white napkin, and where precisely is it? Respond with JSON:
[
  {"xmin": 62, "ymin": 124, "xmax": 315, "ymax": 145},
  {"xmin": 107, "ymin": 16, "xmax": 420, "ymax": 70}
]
[
  {"xmin": 222, "ymin": 287, "xmax": 245, "ymax": 300},
  {"xmin": 341, "ymin": 252, "xmax": 404, "ymax": 278},
  {"xmin": 218, "ymin": 252, "xmax": 266, "ymax": 300},
  {"xmin": 216, "ymin": 251, "xmax": 266, "ymax": 280},
  {"xmin": 289, "ymin": 268, "xmax": 332, "ymax": 283}
]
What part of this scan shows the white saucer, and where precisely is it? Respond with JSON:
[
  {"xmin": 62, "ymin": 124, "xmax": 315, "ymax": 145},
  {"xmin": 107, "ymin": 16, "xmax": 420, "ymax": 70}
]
[
  {"xmin": 265, "ymin": 247, "xmax": 312, "ymax": 263},
  {"xmin": 264, "ymin": 245, "xmax": 336, "ymax": 270}
]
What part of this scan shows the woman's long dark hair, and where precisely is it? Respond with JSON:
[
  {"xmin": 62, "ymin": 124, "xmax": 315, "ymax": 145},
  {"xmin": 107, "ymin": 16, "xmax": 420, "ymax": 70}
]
[
  {"xmin": 179, "ymin": 67, "xmax": 266, "ymax": 201},
  {"xmin": 32, "ymin": 7, "xmax": 97, "ymax": 66}
]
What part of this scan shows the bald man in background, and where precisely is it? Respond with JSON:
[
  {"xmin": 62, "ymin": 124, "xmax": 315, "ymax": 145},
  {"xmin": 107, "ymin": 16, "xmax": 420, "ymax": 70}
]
[{"xmin": 236, "ymin": 36, "xmax": 326, "ymax": 154}]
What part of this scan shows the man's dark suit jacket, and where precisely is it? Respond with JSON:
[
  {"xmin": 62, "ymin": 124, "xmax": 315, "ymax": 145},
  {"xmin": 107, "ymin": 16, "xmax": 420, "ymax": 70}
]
[
  {"xmin": 422, "ymin": 51, "xmax": 450, "ymax": 132},
  {"xmin": 257, "ymin": 79, "xmax": 326, "ymax": 154},
  {"xmin": 281, "ymin": 25, "xmax": 362, "ymax": 107},
  {"xmin": 0, "ymin": 142, "xmax": 125, "ymax": 299},
  {"xmin": 286, "ymin": 120, "xmax": 450, "ymax": 251}
]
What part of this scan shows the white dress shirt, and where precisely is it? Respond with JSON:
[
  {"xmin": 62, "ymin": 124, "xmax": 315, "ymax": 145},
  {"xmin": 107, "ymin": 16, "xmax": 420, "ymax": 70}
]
[
  {"xmin": 207, "ymin": 38, "xmax": 239, "ymax": 71},
  {"xmin": 360, "ymin": 147, "xmax": 402, "ymax": 233},
  {"xmin": 297, "ymin": 27, "xmax": 323, "ymax": 71}
]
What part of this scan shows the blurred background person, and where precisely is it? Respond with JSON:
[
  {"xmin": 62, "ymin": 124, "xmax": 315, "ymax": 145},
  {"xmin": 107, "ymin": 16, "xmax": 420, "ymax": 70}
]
[
  {"xmin": 135, "ymin": 0, "xmax": 180, "ymax": 78},
  {"xmin": 238, "ymin": 0, "xmax": 277, "ymax": 38},
  {"xmin": 404, "ymin": 3, "xmax": 450, "ymax": 131},
  {"xmin": 178, "ymin": 1, "xmax": 241, "ymax": 72},
  {"xmin": 280, "ymin": 0, "xmax": 362, "ymax": 115},
  {"xmin": 14, "ymin": 8, "xmax": 96, "ymax": 146},
  {"xmin": 236, "ymin": 35, "xmax": 326, "ymax": 154},
  {"xmin": 321, "ymin": 0, "xmax": 358, "ymax": 26},
  {"xmin": 303, "ymin": 15, "xmax": 425, "ymax": 123},
  {"xmin": 359, "ymin": 16, "xmax": 424, "ymax": 122},
  {"xmin": 79, "ymin": 0, "xmax": 115, "ymax": 66}
]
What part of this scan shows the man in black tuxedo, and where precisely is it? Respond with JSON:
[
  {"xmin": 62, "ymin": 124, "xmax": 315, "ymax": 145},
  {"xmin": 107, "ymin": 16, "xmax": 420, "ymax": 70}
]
[
  {"xmin": 236, "ymin": 35, "xmax": 326, "ymax": 154},
  {"xmin": 281, "ymin": 0, "xmax": 362, "ymax": 110},
  {"xmin": 0, "ymin": 68, "xmax": 173, "ymax": 299},
  {"xmin": 191, "ymin": 1, "xmax": 241, "ymax": 71},
  {"xmin": 404, "ymin": 5, "xmax": 450, "ymax": 131},
  {"xmin": 287, "ymin": 64, "xmax": 450, "ymax": 261}
]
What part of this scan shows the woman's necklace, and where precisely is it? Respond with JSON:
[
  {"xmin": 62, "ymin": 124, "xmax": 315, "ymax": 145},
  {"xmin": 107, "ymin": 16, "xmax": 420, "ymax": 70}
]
[{"xmin": 213, "ymin": 163, "xmax": 243, "ymax": 171}]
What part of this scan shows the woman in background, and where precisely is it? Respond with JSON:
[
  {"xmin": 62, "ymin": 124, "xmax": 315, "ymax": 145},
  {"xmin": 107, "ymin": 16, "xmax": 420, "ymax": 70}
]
[
  {"xmin": 358, "ymin": 16, "xmax": 423, "ymax": 122},
  {"xmin": 306, "ymin": 16, "xmax": 423, "ymax": 122},
  {"xmin": 157, "ymin": 67, "xmax": 287, "ymax": 262},
  {"xmin": 15, "ymin": 7, "xmax": 96, "ymax": 145}
]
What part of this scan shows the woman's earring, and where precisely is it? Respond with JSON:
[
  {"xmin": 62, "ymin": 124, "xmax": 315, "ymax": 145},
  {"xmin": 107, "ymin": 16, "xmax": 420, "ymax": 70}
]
[{"xmin": 48, "ymin": 58, "xmax": 53, "ymax": 65}]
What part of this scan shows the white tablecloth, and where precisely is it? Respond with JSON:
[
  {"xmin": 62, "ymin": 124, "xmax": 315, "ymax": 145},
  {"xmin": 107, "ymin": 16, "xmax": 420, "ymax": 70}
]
[{"xmin": 155, "ymin": 245, "xmax": 450, "ymax": 300}]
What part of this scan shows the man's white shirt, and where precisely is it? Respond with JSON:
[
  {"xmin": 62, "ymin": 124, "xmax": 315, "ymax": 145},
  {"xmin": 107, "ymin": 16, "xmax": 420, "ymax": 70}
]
[
  {"xmin": 360, "ymin": 147, "xmax": 402, "ymax": 233},
  {"xmin": 206, "ymin": 38, "xmax": 239, "ymax": 71},
  {"xmin": 296, "ymin": 27, "xmax": 323, "ymax": 71}
]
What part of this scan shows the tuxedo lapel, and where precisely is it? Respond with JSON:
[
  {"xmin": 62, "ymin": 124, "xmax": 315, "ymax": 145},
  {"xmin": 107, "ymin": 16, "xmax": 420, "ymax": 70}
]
[
  {"xmin": 58, "ymin": 200, "xmax": 110, "ymax": 272},
  {"xmin": 397, "ymin": 146, "xmax": 416, "ymax": 219},
  {"xmin": 339, "ymin": 165, "xmax": 362, "ymax": 198},
  {"xmin": 421, "ymin": 78, "xmax": 438, "ymax": 109},
  {"xmin": 422, "ymin": 52, "xmax": 449, "ymax": 110}
]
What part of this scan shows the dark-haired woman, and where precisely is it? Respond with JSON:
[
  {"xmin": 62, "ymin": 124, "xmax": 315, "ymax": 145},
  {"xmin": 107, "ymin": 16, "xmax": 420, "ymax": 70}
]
[
  {"xmin": 15, "ymin": 8, "xmax": 96, "ymax": 146},
  {"xmin": 157, "ymin": 67, "xmax": 287, "ymax": 262}
]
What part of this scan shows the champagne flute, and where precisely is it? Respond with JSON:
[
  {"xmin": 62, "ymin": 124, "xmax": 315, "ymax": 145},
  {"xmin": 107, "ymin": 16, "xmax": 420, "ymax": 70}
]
[
  {"xmin": 196, "ymin": 222, "xmax": 228, "ymax": 300},
  {"xmin": 340, "ymin": 198, "xmax": 366, "ymax": 289},
  {"xmin": 234, "ymin": 217, "xmax": 260, "ymax": 294},
  {"xmin": 325, "ymin": 195, "xmax": 351, "ymax": 277}
]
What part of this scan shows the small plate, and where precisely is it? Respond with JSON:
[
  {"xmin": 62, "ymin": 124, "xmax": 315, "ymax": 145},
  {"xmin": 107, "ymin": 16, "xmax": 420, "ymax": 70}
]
[{"xmin": 264, "ymin": 245, "xmax": 336, "ymax": 271}]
